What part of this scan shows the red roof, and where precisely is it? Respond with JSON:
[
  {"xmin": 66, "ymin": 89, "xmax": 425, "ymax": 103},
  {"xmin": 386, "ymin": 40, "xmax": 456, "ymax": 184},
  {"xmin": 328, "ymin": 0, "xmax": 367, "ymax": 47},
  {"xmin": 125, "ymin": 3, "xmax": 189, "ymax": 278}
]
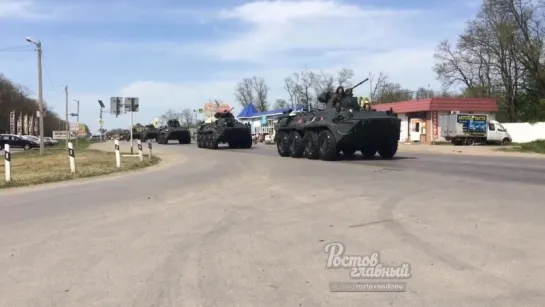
[{"xmin": 372, "ymin": 98, "xmax": 497, "ymax": 113}]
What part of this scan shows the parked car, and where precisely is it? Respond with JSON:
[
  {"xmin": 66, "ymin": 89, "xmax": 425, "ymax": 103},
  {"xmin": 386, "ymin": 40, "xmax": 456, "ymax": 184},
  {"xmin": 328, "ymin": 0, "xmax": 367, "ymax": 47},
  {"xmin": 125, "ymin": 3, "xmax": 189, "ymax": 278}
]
[
  {"xmin": 0, "ymin": 134, "xmax": 39, "ymax": 150},
  {"xmin": 44, "ymin": 137, "xmax": 59, "ymax": 145}
]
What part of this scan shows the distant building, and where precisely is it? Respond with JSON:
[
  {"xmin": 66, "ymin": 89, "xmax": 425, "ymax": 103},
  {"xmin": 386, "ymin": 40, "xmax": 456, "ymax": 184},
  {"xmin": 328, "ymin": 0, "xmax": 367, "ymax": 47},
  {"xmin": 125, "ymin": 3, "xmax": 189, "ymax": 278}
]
[
  {"xmin": 237, "ymin": 103, "xmax": 305, "ymax": 135},
  {"xmin": 373, "ymin": 97, "xmax": 498, "ymax": 143}
]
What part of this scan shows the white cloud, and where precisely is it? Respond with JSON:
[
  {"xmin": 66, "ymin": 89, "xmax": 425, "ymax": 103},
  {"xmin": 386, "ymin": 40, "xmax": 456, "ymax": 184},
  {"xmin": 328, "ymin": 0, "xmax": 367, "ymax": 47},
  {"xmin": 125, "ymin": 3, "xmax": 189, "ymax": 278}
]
[
  {"xmin": 192, "ymin": 0, "xmax": 423, "ymax": 62},
  {"xmin": 13, "ymin": 0, "xmax": 467, "ymax": 132},
  {"xmin": 99, "ymin": 0, "xmax": 448, "ymax": 120},
  {"xmin": 0, "ymin": 0, "xmax": 67, "ymax": 20}
]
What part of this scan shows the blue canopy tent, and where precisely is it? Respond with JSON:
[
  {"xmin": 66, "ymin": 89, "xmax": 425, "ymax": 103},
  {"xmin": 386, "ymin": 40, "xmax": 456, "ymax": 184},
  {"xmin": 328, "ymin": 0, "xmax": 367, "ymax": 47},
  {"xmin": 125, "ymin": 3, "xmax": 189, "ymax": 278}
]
[{"xmin": 237, "ymin": 103, "xmax": 258, "ymax": 119}]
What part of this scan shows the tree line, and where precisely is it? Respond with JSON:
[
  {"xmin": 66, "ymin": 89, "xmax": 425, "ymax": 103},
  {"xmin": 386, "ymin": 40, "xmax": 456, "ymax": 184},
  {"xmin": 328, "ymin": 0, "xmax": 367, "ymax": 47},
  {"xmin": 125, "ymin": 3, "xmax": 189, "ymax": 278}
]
[
  {"xmin": 233, "ymin": 69, "xmax": 454, "ymax": 112},
  {"xmin": 0, "ymin": 74, "xmax": 69, "ymax": 136},
  {"xmin": 434, "ymin": 0, "xmax": 545, "ymax": 122}
]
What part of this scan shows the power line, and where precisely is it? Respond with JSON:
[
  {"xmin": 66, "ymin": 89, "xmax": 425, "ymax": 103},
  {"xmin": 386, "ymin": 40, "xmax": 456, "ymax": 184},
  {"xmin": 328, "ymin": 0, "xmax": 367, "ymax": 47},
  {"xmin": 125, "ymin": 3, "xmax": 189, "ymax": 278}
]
[
  {"xmin": 40, "ymin": 51, "xmax": 59, "ymax": 93},
  {"xmin": 0, "ymin": 45, "xmax": 34, "ymax": 52}
]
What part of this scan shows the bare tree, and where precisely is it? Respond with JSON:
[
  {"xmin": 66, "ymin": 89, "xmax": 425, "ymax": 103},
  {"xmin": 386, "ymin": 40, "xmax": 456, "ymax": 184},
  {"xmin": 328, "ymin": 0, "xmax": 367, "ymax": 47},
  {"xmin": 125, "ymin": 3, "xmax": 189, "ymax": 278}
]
[
  {"xmin": 284, "ymin": 77, "xmax": 297, "ymax": 108},
  {"xmin": 273, "ymin": 99, "xmax": 288, "ymax": 109},
  {"xmin": 297, "ymin": 71, "xmax": 313, "ymax": 107},
  {"xmin": 337, "ymin": 68, "xmax": 355, "ymax": 87},
  {"xmin": 311, "ymin": 71, "xmax": 335, "ymax": 94},
  {"xmin": 160, "ymin": 109, "xmax": 179, "ymax": 124},
  {"xmin": 234, "ymin": 78, "xmax": 254, "ymax": 108},
  {"xmin": 369, "ymin": 72, "xmax": 389, "ymax": 102},
  {"xmin": 252, "ymin": 76, "xmax": 269, "ymax": 112},
  {"xmin": 181, "ymin": 108, "xmax": 193, "ymax": 125}
]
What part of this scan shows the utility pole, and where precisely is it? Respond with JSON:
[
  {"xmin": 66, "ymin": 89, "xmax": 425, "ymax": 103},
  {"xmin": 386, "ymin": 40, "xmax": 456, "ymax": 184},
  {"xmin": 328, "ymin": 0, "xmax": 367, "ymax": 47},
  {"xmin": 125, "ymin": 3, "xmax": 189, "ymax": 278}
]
[
  {"xmin": 98, "ymin": 100, "xmax": 105, "ymax": 141},
  {"xmin": 129, "ymin": 98, "xmax": 134, "ymax": 154},
  {"xmin": 65, "ymin": 85, "xmax": 69, "ymax": 149},
  {"xmin": 26, "ymin": 37, "xmax": 45, "ymax": 155},
  {"xmin": 99, "ymin": 107, "xmax": 103, "ymax": 141},
  {"xmin": 73, "ymin": 99, "xmax": 79, "ymax": 147}
]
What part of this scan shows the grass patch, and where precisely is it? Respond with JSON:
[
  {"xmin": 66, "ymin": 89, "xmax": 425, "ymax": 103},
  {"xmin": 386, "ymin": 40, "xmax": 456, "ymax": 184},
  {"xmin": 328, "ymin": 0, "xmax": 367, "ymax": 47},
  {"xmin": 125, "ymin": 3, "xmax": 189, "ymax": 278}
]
[
  {"xmin": 0, "ymin": 138, "xmax": 160, "ymax": 189},
  {"xmin": 496, "ymin": 140, "xmax": 545, "ymax": 154}
]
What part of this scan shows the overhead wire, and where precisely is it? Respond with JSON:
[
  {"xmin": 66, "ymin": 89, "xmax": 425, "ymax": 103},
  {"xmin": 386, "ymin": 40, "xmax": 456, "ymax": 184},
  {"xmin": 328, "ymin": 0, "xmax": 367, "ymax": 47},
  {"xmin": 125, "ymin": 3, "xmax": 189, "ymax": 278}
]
[
  {"xmin": 0, "ymin": 44, "xmax": 34, "ymax": 52},
  {"xmin": 40, "ymin": 51, "xmax": 60, "ymax": 93}
]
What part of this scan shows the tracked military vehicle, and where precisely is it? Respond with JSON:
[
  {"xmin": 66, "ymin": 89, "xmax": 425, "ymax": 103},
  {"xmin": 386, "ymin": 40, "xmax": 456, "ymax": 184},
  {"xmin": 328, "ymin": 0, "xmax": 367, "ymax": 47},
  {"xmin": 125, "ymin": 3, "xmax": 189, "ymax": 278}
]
[
  {"xmin": 132, "ymin": 128, "xmax": 142, "ymax": 140},
  {"xmin": 156, "ymin": 119, "xmax": 191, "ymax": 144},
  {"xmin": 274, "ymin": 78, "xmax": 401, "ymax": 161},
  {"xmin": 140, "ymin": 124, "xmax": 158, "ymax": 142},
  {"xmin": 197, "ymin": 108, "xmax": 253, "ymax": 149}
]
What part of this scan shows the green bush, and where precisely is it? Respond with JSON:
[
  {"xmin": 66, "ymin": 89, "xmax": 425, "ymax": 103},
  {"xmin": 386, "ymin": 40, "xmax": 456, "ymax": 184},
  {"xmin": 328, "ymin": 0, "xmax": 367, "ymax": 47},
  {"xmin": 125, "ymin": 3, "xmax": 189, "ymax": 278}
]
[{"xmin": 502, "ymin": 140, "xmax": 545, "ymax": 154}]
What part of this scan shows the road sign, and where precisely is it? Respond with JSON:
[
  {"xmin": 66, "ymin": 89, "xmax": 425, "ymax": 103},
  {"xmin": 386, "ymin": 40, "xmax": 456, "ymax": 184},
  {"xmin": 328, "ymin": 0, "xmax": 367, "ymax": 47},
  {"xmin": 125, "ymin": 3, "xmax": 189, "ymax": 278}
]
[
  {"xmin": 9, "ymin": 111, "xmax": 15, "ymax": 134},
  {"xmin": 99, "ymin": 119, "xmax": 104, "ymax": 126},
  {"xmin": 70, "ymin": 123, "xmax": 79, "ymax": 132},
  {"xmin": 110, "ymin": 97, "xmax": 124, "ymax": 116},
  {"xmin": 124, "ymin": 97, "xmax": 139, "ymax": 112},
  {"xmin": 53, "ymin": 131, "xmax": 77, "ymax": 140}
]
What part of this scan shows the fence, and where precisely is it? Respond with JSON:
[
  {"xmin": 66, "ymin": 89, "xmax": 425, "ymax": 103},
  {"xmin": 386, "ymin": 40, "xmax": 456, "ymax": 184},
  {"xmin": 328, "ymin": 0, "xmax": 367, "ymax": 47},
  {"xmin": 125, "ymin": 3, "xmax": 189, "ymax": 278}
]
[{"xmin": 502, "ymin": 122, "xmax": 545, "ymax": 143}]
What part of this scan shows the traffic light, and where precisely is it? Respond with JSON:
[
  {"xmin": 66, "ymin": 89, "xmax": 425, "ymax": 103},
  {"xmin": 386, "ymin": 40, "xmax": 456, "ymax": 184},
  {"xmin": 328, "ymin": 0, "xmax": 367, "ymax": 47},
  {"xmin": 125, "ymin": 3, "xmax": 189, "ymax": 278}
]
[{"xmin": 116, "ymin": 97, "xmax": 121, "ymax": 117}]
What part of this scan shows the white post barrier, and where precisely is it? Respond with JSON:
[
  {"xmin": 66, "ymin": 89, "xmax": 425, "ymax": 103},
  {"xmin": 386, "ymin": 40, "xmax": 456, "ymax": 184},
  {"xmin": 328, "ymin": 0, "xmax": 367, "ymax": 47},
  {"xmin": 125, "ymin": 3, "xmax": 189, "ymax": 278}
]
[
  {"xmin": 137, "ymin": 139, "xmax": 143, "ymax": 162},
  {"xmin": 4, "ymin": 144, "xmax": 11, "ymax": 182},
  {"xmin": 68, "ymin": 142, "xmax": 76, "ymax": 173},
  {"xmin": 115, "ymin": 139, "xmax": 121, "ymax": 168},
  {"xmin": 147, "ymin": 140, "xmax": 152, "ymax": 161}
]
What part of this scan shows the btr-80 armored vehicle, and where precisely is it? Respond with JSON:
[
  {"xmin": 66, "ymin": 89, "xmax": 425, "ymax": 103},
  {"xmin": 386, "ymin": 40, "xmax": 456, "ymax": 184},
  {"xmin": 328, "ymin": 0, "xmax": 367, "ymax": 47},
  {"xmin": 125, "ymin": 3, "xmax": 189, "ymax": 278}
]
[
  {"xmin": 156, "ymin": 119, "xmax": 191, "ymax": 144},
  {"xmin": 197, "ymin": 108, "xmax": 253, "ymax": 149},
  {"xmin": 274, "ymin": 78, "xmax": 400, "ymax": 161},
  {"xmin": 140, "ymin": 124, "xmax": 158, "ymax": 142}
]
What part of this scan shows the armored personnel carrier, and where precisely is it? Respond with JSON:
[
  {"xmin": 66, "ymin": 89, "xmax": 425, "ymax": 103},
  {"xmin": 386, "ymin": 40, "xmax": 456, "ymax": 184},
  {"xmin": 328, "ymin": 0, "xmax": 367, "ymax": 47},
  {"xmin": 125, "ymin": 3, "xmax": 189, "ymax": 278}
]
[
  {"xmin": 140, "ymin": 124, "xmax": 158, "ymax": 142},
  {"xmin": 197, "ymin": 108, "xmax": 253, "ymax": 149},
  {"xmin": 156, "ymin": 119, "xmax": 191, "ymax": 144},
  {"xmin": 274, "ymin": 78, "xmax": 400, "ymax": 161},
  {"xmin": 132, "ymin": 127, "xmax": 142, "ymax": 140}
]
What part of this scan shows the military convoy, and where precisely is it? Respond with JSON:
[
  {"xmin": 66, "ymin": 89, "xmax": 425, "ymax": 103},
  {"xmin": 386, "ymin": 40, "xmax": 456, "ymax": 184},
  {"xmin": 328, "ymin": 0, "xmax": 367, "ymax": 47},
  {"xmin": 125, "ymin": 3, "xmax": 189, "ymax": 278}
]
[
  {"xmin": 139, "ymin": 124, "xmax": 158, "ymax": 142},
  {"xmin": 196, "ymin": 108, "xmax": 253, "ymax": 149},
  {"xmin": 156, "ymin": 119, "xmax": 191, "ymax": 144},
  {"xmin": 273, "ymin": 79, "xmax": 401, "ymax": 161}
]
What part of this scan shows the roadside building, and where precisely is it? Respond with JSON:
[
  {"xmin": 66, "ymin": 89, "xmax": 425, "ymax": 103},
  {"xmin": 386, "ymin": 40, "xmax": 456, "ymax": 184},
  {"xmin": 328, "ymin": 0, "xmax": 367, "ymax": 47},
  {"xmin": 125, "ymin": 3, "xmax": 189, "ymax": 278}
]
[
  {"xmin": 237, "ymin": 103, "xmax": 304, "ymax": 135},
  {"xmin": 372, "ymin": 97, "xmax": 498, "ymax": 143}
]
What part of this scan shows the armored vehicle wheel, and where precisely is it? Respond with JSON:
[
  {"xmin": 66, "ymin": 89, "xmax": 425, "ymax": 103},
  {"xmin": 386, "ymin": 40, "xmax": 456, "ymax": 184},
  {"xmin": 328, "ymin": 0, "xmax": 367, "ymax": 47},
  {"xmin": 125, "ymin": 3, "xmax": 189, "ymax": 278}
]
[
  {"xmin": 241, "ymin": 135, "xmax": 253, "ymax": 149},
  {"xmin": 288, "ymin": 131, "xmax": 304, "ymax": 158},
  {"xmin": 342, "ymin": 148, "xmax": 356, "ymax": 157},
  {"xmin": 197, "ymin": 136, "xmax": 202, "ymax": 148},
  {"xmin": 205, "ymin": 134, "xmax": 211, "ymax": 148},
  {"xmin": 210, "ymin": 135, "xmax": 218, "ymax": 149},
  {"xmin": 361, "ymin": 145, "xmax": 377, "ymax": 157},
  {"xmin": 276, "ymin": 131, "xmax": 290, "ymax": 157},
  {"xmin": 303, "ymin": 131, "xmax": 319, "ymax": 159},
  {"xmin": 317, "ymin": 130, "xmax": 337, "ymax": 161},
  {"xmin": 378, "ymin": 139, "xmax": 398, "ymax": 159}
]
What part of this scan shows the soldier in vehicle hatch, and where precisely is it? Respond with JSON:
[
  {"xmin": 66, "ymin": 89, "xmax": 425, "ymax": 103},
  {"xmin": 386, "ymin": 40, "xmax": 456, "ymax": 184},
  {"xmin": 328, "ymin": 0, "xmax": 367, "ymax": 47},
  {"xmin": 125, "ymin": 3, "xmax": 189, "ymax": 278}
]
[{"xmin": 328, "ymin": 86, "xmax": 346, "ymax": 109}]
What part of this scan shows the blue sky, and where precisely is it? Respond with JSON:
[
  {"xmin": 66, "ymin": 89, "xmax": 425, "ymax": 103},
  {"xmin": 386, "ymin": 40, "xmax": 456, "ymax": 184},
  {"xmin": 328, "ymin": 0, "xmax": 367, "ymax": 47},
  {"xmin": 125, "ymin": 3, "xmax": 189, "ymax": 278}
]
[{"xmin": 0, "ymin": 0, "xmax": 479, "ymax": 132}]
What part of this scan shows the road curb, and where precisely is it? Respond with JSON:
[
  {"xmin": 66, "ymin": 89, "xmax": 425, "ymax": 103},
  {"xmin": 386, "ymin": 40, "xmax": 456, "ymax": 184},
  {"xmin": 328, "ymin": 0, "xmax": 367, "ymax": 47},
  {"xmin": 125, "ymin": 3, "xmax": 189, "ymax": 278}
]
[{"xmin": 0, "ymin": 145, "xmax": 186, "ymax": 195}]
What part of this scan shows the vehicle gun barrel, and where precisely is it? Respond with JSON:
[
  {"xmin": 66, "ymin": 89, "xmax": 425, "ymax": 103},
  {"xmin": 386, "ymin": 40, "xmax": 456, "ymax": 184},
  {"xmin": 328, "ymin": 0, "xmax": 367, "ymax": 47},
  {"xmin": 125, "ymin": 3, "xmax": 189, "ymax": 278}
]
[{"xmin": 350, "ymin": 78, "xmax": 369, "ymax": 91}]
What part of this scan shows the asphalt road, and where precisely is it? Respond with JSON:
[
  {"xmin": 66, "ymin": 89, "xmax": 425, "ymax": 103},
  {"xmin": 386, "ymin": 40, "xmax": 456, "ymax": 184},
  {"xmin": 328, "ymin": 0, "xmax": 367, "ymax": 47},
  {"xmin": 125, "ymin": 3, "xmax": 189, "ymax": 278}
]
[
  {"xmin": 223, "ymin": 143, "xmax": 545, "ymax": 185},
  {"xmin": 0, "ymin": 142, "xmax": 544, "ymax": 306}
]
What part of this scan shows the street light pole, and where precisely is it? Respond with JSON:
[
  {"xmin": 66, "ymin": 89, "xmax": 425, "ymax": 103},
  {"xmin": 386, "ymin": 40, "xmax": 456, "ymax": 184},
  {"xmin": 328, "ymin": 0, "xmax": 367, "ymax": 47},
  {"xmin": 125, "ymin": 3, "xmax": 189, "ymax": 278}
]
[
  {"xmin": 73, "ymin": 99, "xmax": 79, "ymax": 147},
  {"xmin": 65, "ymin": 85, "xmax": 69, "ymax": 149},
  {"xmin": 98, "ymin": 100, "xmax": 105, "ymax": 141},
  {"xmin": 26, "ymin": 37, "xmax": 44, "ymax": 155}
]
